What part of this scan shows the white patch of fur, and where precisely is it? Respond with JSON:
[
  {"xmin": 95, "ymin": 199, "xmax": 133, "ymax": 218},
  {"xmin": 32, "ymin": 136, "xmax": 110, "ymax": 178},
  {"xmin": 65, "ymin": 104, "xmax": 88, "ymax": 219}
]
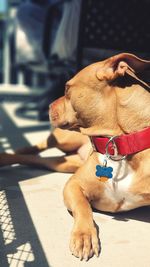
[{"xmin": 97, "ymin": 153, "xmax": 142, "ymax": 210}]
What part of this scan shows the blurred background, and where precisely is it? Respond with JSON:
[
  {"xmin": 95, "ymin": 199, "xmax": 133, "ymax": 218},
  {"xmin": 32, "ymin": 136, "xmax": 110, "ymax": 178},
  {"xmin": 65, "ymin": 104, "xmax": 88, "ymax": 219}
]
[
  {"xmin": 0, "ymin": 2, "xmax": 150, "ymax": 266},
  {"xmin": 0, "ymin": 0, "xmax": 150, "ymax": 121}
]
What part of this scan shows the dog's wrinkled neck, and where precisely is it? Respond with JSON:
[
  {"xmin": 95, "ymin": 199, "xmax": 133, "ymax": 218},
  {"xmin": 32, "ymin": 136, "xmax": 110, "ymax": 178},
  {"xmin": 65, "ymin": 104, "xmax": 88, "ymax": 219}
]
[{"xmin": 115, "ymin": 83, "xmax": 150, "ymax": 134}]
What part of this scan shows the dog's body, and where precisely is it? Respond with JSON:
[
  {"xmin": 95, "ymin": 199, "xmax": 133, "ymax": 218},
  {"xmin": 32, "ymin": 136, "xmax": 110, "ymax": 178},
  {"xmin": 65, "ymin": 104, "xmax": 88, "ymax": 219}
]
[
  {"xmin": 49, "ymin": 53, "xmax": 150, "ymax": 260},
  {"xmin": 1, "ymin": 53, "xmax": 150, "ymax": 261}
]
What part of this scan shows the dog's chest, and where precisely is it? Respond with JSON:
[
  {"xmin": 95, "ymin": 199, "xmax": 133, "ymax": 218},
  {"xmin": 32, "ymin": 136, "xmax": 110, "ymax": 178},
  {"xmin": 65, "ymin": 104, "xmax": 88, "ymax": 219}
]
[{"xmin": 95, "ymin": 154, "xmax": 142, "ymax": 211}]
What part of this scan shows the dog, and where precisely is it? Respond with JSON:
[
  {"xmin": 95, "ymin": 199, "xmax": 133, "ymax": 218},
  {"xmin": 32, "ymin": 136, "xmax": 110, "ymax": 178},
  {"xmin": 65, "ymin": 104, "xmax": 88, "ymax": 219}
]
[
  {"xmin": 1, "ymin": 52, "xmax": 150, "ymax": 260},
  {"xmin": 49, "ymin": 53, "xmax": 150, "ymax": 261}
]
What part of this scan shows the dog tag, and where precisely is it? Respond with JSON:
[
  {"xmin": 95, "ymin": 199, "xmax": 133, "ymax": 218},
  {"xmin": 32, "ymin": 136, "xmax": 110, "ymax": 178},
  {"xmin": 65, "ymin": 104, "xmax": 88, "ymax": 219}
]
[
  {"xmin": 95, "ymin": 165, "xmax": 113, "ymax": 178},
  {"xmin": 95, "ymin": 157, "xmax": 113, "ymax": 181}
]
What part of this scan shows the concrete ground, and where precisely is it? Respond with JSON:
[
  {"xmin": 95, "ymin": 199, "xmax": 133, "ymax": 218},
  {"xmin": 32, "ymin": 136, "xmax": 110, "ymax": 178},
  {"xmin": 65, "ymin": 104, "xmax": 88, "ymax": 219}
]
[{"xmin": 0, "ymin": 96, "xmax": 150, "ymax": 267}]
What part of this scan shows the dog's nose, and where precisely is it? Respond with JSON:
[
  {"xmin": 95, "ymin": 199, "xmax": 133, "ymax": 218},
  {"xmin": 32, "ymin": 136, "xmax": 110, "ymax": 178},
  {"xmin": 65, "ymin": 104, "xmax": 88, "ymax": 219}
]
[
  {"xmin": 49, "ymin": 99, "xmax": 59, "ymax": 112},
  {"xmin": 49, "ymin": 102, "xmax": 56, "ymax": 114}
]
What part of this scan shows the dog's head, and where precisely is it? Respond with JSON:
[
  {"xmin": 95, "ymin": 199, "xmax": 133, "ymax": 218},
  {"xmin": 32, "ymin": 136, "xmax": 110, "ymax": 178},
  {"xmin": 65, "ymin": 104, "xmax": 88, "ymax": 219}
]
[{"xmin": 50, "ymin": 53, "xmax": 150, "ymax": 136}]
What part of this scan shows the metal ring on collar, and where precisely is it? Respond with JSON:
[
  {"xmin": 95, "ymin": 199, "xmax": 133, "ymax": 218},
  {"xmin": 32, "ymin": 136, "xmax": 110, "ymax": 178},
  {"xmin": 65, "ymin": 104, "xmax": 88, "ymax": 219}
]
[{"xmin": 105, "ymin": 136, "xmax": 126, "ymax": 161}]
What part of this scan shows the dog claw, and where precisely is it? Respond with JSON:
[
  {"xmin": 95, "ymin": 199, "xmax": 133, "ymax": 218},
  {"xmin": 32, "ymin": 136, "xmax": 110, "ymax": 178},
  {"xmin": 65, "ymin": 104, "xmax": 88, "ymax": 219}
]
[
  {"xmin": 89, "ymin": 249, "xmax": 94, "ymax": 258},
  {"xmin": 79, "ymin": 252, "xmax": 83, "ymax": 261},
  {"xmin": 84, "ymin": 256, "xmax": 88, "ymax": 261},
  {"xmin": 94, "ymin": 247, "xmax": 99, "ymax": 257}
]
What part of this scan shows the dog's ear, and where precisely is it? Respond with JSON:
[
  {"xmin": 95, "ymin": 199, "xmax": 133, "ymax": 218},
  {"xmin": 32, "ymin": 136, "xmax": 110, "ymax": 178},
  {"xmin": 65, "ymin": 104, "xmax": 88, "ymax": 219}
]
[{"xmin": 96, "ymin": 53, "xmax": 150, "ymax": 87}]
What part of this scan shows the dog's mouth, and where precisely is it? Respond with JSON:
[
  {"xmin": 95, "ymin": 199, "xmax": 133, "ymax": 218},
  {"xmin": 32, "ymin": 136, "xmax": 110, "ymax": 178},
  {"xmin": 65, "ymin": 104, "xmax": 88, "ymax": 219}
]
[
  {"xmin": 49, "ymin": 112, "xmax": 80, "ymax": 131},
  {"xmin": 49, "ymin": 106, "xmax": 81, "ymax": 130},
  {"xmin": 59, "ymin": 122, "xmax": 81, "ymax": 131}
]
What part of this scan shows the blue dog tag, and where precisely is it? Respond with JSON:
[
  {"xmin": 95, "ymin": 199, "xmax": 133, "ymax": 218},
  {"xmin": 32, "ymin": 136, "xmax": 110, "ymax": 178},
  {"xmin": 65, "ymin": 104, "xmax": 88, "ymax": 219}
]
[{"xmin": 95, "ymin": 165, "xmax": 113, "ymax": 179}]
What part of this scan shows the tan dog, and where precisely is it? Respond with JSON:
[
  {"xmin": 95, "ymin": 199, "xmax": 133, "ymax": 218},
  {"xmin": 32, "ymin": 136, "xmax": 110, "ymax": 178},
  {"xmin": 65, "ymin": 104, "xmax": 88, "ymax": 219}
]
[{"xmin": 50, "ymin": 53, "xmax": 150, "ymax": 261}]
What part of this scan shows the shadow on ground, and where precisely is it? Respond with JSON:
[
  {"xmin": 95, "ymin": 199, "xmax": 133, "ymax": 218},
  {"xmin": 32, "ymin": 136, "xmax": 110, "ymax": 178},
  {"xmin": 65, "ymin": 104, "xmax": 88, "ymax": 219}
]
[
  {"xmin": 0, "ymin": 165, "xmax": 52, "ymax": 267},
  {"xmin": 94, "ymin": 205, "xmax": 150, "ymax": 224},
  {"xmin": 0, "ymin": 102, "xmax": 52, "ymax": 266}
]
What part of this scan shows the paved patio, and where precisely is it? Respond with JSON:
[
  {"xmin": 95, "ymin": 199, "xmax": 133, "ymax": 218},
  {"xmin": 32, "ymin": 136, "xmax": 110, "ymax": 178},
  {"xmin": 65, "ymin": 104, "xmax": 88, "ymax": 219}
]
[{"xmin": 0, "ymin": 96, "xmax": 150, "ymax": 267}]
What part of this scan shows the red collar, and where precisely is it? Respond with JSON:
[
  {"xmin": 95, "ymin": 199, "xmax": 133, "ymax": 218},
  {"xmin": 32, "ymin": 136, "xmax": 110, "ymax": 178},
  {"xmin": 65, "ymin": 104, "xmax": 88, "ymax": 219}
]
[{"xmin": 91, "ymin": 127, "xmax": 150, "ymax": 159}]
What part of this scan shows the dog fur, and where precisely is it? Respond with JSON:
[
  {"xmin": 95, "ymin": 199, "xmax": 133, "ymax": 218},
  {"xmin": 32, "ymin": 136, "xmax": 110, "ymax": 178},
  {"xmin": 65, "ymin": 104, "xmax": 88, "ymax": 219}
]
[{"xmin": 49, "ymin": 53, "xmax": 150, "ymax": 260}]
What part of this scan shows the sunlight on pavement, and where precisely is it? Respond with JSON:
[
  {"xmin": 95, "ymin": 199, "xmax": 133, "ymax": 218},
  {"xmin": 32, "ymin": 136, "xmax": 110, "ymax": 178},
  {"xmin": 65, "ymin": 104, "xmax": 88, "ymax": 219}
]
[{"xmin": 0, "ymin": 190, "xmax": 35, "ymax": 266}]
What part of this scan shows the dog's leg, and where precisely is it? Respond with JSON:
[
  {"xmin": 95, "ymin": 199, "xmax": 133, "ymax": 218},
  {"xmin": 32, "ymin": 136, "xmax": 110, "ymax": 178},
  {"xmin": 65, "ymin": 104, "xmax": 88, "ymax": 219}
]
[
  {"xmin": 15, "ymin": 138, "xmax": 51, "ymax": 155},
  {"xmin": 63, "ymin": 177, "xmax": 100, "ymax": 260},
  {"xmin": 0, "ymin": 153, "xmax": 83, "ymax": 172},
  {"xmin": 36, "ymin": 154, "xmax": 84, "ymax": 172},
  {"xmin": 15, "ymin": 128, "xmax": 89, "ymax": 155},
  {"xmin": 0, "ymin": 129, "xmax": 87, "ymax": 171},
  {"xmin": 46, "ymin": 128, "xmax": 89, "ymax": 152}
]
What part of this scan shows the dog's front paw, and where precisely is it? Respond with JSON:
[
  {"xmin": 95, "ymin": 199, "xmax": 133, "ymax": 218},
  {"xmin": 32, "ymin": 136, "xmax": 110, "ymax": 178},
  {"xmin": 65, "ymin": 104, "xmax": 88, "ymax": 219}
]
[{"xmin": 69, "ymin": 224, "xmax": 100, "ymax": 261}]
